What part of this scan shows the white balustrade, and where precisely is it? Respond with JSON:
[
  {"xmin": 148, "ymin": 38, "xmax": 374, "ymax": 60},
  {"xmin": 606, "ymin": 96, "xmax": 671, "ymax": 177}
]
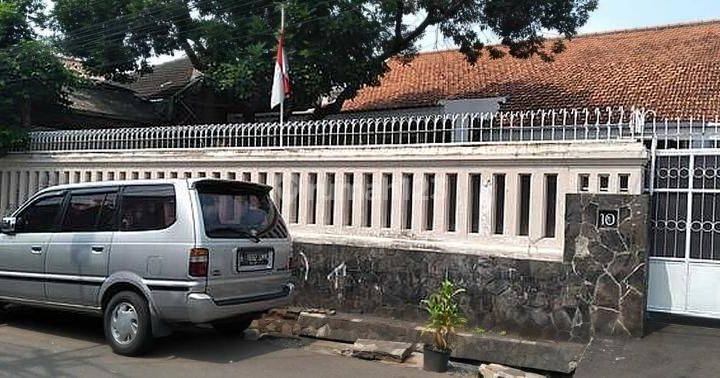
[
  {"xmin": 0, "ymin": 141, "xmax": 647, "ymax": 262},
  {"xmin": 16, "ymin": 107, "xmax": 660, "ymax": 152}
]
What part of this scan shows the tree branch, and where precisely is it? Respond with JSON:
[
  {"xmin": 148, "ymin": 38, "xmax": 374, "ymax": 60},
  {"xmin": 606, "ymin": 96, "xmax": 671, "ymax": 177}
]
[
  {"xmin": 394, "ymin": 0, "xmax": 404, "ymax": 41},
  {"xmin": 315, "ymin": 7, "xmax": 440, "ymax": 118},
  {"xmin": 312, "ymin": 85, "xmax": 358, "ymax": 120},
  {"xmin": 317, "ymin": 1, "xmax": 465, "ymax": 118},
  {"xmin": 172, "ymin": 5, "xmax": 205, "ymax": 71},
  {"xmin": 178, "ymin": 38, "xmax": 203, "ymax": 70}
]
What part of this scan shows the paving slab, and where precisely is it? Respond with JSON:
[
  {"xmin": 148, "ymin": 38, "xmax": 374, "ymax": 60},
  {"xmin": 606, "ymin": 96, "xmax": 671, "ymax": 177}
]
[
  {"xmin": 297, "ymin": 311, "xmax": 585, "ymax": 373},
  {"xmin": 352, "ymin": 339, "xmax": 414, "ymax": 362},
  {"xmin": 479, "ymin": 363, "xmax": 546, "ymax": 378}
]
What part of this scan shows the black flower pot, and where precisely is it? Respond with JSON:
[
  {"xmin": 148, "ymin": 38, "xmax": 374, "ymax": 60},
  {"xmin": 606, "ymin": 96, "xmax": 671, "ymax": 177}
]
[{"xmin": 423, "ymin": 344, "xmax": 451, "ymax": 373}]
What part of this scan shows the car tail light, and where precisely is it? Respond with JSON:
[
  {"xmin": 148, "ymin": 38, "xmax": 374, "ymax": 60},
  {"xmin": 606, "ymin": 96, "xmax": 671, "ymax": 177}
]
[{"xmin": 189, "ymin": 248, "xmax": 209, "ymax": 277}]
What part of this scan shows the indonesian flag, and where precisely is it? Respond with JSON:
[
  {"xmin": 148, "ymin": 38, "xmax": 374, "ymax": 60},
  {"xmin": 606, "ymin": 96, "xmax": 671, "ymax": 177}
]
[{"xmin": 270, "ymin": 32, "xmax": 290, "ymax": 109}]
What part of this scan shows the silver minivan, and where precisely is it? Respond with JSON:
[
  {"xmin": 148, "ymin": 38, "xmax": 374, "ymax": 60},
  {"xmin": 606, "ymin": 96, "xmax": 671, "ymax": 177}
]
[{"xmin": 0, "ymin": 179, "xmax": 295, "ymax": 355}]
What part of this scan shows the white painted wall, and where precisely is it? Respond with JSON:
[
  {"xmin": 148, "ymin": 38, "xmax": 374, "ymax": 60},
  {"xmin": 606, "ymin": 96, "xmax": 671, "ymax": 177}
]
[{"xmin": 0, "ymin": 141, "xmax": 647, "ymax": 262}]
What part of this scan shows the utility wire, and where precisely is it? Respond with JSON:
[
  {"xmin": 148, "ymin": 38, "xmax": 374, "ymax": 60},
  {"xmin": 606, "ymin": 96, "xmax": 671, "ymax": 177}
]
[
  {"xmin": 60, "ymin": 0, "xmax": 271, "ymax": 45},
  {"xmin": 0, "ymin": 2, "xmax": 368, "ymax": 77},
  {"xmin": 62, "ymin": 0, "xmax": 360, "ymax": 52}
]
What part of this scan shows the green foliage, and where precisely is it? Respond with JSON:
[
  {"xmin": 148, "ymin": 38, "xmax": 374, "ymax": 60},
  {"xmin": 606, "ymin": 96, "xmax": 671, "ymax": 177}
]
[
  {"xmin": 0, "ymin": 40, "xmax": 78, "ymax": 122},
  {"xmin": 0, "ymin": 0, "xmax": 77, "ymax": 135},
  {"xmin": 52, "ymin": 0, "xmax": 597, "ymax": 117},
  {"xmin": 0, "ymin": 125, "xmax": 28, "ymax": 156},
  {"xmin": 421, "ymin": 279, "xmax": 467, "ymax": 351}
]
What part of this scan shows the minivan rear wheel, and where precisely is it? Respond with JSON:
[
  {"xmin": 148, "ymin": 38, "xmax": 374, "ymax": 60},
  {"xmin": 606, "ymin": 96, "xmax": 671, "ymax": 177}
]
[{"xmin": 104, "ymin": 291, "xmax": 154, "ymax": 356}]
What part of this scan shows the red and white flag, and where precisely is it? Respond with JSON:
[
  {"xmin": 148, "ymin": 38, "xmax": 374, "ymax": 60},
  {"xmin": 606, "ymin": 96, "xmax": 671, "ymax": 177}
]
[{"xmin": 270, "ymin": 32, "xmax": 290, "ymax": 109}]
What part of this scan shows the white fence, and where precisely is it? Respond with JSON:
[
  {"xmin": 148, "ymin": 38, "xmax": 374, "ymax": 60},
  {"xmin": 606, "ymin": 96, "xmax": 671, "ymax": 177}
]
[
  {"xmin": 21, "ymin": 107, "xmax": 655, "ymax": 152},
  {"xmin": 15, "ymin": 106, "xmax": 720, "ymax": 260}
]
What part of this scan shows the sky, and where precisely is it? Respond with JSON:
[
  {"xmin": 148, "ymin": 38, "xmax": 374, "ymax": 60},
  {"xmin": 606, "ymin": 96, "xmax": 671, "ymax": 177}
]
[{"xmin": 415, "ymin": 0, "xmax": 720, "ymax": 51}]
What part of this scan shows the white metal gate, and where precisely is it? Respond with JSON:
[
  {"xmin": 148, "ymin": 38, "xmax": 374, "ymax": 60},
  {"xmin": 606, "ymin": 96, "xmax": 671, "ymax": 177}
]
[{"xmin": 648, "ymin": 148, "xmax": 720, "ymax": 318}]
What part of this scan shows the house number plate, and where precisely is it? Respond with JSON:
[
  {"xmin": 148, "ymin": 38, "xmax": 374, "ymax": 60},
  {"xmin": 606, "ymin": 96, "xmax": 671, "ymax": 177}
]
[{"xmin": 598, "ymin": 209, "xmax": 619, "ymax": 228}]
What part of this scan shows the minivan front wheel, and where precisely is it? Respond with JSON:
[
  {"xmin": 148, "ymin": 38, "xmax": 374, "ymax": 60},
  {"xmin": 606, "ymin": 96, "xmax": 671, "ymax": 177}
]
[{"xmin": 104, "ymin": 291, "xmax": 154, "ymax": 356}]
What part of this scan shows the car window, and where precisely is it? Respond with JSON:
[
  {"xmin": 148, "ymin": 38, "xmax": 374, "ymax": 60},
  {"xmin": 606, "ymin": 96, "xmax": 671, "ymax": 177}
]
[
  {"xmin": 120, "ymin": 185, "xmax": 176, "ymax": 231},
  {"xmin": 16, "ymin": 193, "xmax": 65, "ymax": 233},
  {"xmin": 61, "ymin": 192, "xmax": 118, "ymax": 232},
  {"xmin": 197, "ymin": 183, "xmax": 276, "ymax": 238},
  {"xmin": 97, "ymin": 193, "xmax": 118, "ymax": 231}
]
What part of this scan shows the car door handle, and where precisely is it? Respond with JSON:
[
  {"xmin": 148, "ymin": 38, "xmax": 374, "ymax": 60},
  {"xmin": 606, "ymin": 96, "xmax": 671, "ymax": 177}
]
[
  {"xmin": 30, "ymin": 246, "xmax": 43, "ymax": 255},
  {"xmin": 91, "ymin": 246, "xmax": 105, "ymax": 254}
]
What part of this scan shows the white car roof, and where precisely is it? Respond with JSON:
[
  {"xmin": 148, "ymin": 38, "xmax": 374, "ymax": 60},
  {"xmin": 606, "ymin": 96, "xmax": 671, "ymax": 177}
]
[{"xmin": 34, "ymin": 178, "xmax": 270, "ymax": 196}]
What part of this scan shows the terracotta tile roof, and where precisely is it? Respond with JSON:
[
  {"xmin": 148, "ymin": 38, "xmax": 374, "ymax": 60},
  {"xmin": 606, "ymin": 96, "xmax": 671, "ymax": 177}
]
[
  {"xmin": 68, "ymin": 81, "xmax": 162, "ymax": 123},
  {"xmin": 127, "ymin": 58, "xmax": 199, "ymax": 99},
  {"xmin": 342, "ymin": 20, "xmax": 720, "ymax": 119}
]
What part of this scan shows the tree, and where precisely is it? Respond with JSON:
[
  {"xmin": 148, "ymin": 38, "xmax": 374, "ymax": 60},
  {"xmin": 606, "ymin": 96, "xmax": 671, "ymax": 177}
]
[
  {"xmin": 0, "ymin": 0, "xmax": 77, "ymax": 154},
  {"xmin": 52, "ymin": 0, "xmax": 597, "ymax": 120}
]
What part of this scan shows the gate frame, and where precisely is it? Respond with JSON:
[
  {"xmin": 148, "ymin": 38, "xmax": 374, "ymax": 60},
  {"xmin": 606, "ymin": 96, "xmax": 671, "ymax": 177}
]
[{"xmin": 647, "ymin": 142, "xmax": 720, "ymax": 318}]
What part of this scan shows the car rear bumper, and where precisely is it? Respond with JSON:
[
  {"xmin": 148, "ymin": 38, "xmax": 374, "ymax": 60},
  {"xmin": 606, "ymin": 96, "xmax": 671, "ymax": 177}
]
[{"xmin": 154, "ymin": 283, "xmax": 295, "ymax": 324}]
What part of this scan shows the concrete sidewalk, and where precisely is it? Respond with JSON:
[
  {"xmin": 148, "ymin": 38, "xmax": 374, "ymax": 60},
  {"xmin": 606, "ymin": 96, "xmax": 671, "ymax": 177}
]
[{"xmin": 575, "ymin": 316, "xmax": 720, "ymax": 378}]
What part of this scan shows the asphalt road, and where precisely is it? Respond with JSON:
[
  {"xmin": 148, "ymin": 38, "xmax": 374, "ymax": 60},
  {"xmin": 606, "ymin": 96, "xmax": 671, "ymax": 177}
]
[
  {"xmin": 575, "ymin": 316, "xmax": 720, "ymax": 378},
  {"xmin": 0, "ymin": 307, "xmax": 442, "ymax": 378}
]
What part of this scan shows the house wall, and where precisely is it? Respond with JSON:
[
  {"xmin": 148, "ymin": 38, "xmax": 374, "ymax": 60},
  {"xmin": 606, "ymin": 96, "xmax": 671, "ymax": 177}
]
[
  {"xmin": 32, "ymin": 112, "xmax": 156, "ymax": 130},
  {"xmin": 293, "ymin": 193, "xmax": 650, "ymax": 342},
  {"xmin": 327, "ymin": 106, "xmax": 444, "ymax": 120},
  {"xmin": 326, "ymin": 98, "xmax": 505, "ymax": 120}
]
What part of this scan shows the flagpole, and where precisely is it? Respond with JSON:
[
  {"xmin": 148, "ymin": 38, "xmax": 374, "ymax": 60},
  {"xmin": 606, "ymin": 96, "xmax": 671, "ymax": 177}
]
[{"xmin": 279, "ymin": 4, "xmax": 285, "ymax": 145}]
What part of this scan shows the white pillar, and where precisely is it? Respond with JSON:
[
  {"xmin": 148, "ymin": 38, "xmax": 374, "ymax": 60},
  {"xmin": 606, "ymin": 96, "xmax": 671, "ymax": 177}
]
[
  {"xmin": 298, "ymin": 171, "xmax": 309, "ymax": 225},
  {"xmin": 433, "ymin": 172, "xmax": 447, "ymax": 234},
  {"xmin": 8, "ymin": 171, "xmax": 18, "ymax": 212},
  {"xmin": 352, "ymin": 172, "xmax": 363, "ymax": 227},
  {"xmin": 282, "ymin": 171, "xmax": 293, "ymax": 220},
  {"xmin": 390, "ymin": 171, "xmax": 403, "ymax": 231},
  {"xmin": 371, "ymin": 172, "xmax": 382, "ymax": 228},
  {"xmin": 333, "ymin": 171, "xmax": 344, "ymax": 228},
  {"xmin": 18, "ymin": 171, "xmax": 28, "ymax": 206},
  {"xmin": 479, "ymin": 171, "xmax": 494, "ymax": 237},
  {"xmin": 504, "ymin": 172, "xmax": 518, "ymax": 236},
  {"xmin": 0, "ymin": 171, "xmax": 9, "ymax": 215},
  {"xmin": 317, "ymin": 171, "xmax": 328, "ymax": 227},
  {"xmin": 28, "ymin": 171, "xmax": 38, "ymax": 198},
  {"xmin": 411, "ymin": 171, "xmax": 424, "ymax": 232},
  {"xmin": 529, "ymin": 173, "xmax": 545, "ymax": 241},
  {"xmin": 455, "ymin": 170, "xmax": 470, "ymax": 236}
]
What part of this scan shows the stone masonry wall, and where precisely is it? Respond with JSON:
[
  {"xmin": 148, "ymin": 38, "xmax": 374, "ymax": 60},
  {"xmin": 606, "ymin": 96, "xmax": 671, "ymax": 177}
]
[
  {"xmin": 291, "ymin": 194, "xmax": 649, "ymax": 342},
  {"xmin": 564, "ymin": 194, "xmax": 650, "ymax": 338}
]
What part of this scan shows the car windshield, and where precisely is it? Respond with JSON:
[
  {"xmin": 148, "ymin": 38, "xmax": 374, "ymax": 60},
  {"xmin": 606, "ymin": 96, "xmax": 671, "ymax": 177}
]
[{"xmin": 198, "ymin": 186, "xmax": 276, "ymax": 239}]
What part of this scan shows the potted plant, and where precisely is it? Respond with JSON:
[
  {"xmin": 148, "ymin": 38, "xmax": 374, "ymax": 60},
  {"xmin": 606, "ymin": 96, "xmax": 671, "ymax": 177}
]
[{"xmin": 420, "ymin": 279, "xmax": 466, "ymax": 373}]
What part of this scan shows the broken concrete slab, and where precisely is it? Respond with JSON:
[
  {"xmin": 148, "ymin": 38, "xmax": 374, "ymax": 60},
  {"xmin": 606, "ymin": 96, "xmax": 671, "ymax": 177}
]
[
  {"xmin": 351, "ymin": 339, "xmax": 414, "ymax": 363},
  {"xmin": 479, "ymin": 363, "xmax": 546, "ymax": 378},
  {"xmin": 296, "ymin": 311, "xmax": 584, "ymax": 374}
]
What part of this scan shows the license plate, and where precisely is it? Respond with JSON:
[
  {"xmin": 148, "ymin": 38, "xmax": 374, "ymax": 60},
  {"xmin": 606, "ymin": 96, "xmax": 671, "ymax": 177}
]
[{"xmin": 236, "ymin": 247, "xmax": 274, "ymax": 272}]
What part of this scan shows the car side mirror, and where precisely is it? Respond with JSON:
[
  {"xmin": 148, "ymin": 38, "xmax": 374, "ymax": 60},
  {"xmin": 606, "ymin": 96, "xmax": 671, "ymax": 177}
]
[{"xmin": 1, "ymin": 217, "xmax": 17, "ymax": 234}]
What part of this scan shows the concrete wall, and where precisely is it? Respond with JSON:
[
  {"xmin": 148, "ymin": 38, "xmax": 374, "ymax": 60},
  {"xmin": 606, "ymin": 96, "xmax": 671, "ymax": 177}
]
[
  {"xmin": 292, "ymin": 194, "xmax": 650, "ymax": 342},
  {"xmin": 0, "ymin": 141, "xmax": 647, "ymax": 262}
]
